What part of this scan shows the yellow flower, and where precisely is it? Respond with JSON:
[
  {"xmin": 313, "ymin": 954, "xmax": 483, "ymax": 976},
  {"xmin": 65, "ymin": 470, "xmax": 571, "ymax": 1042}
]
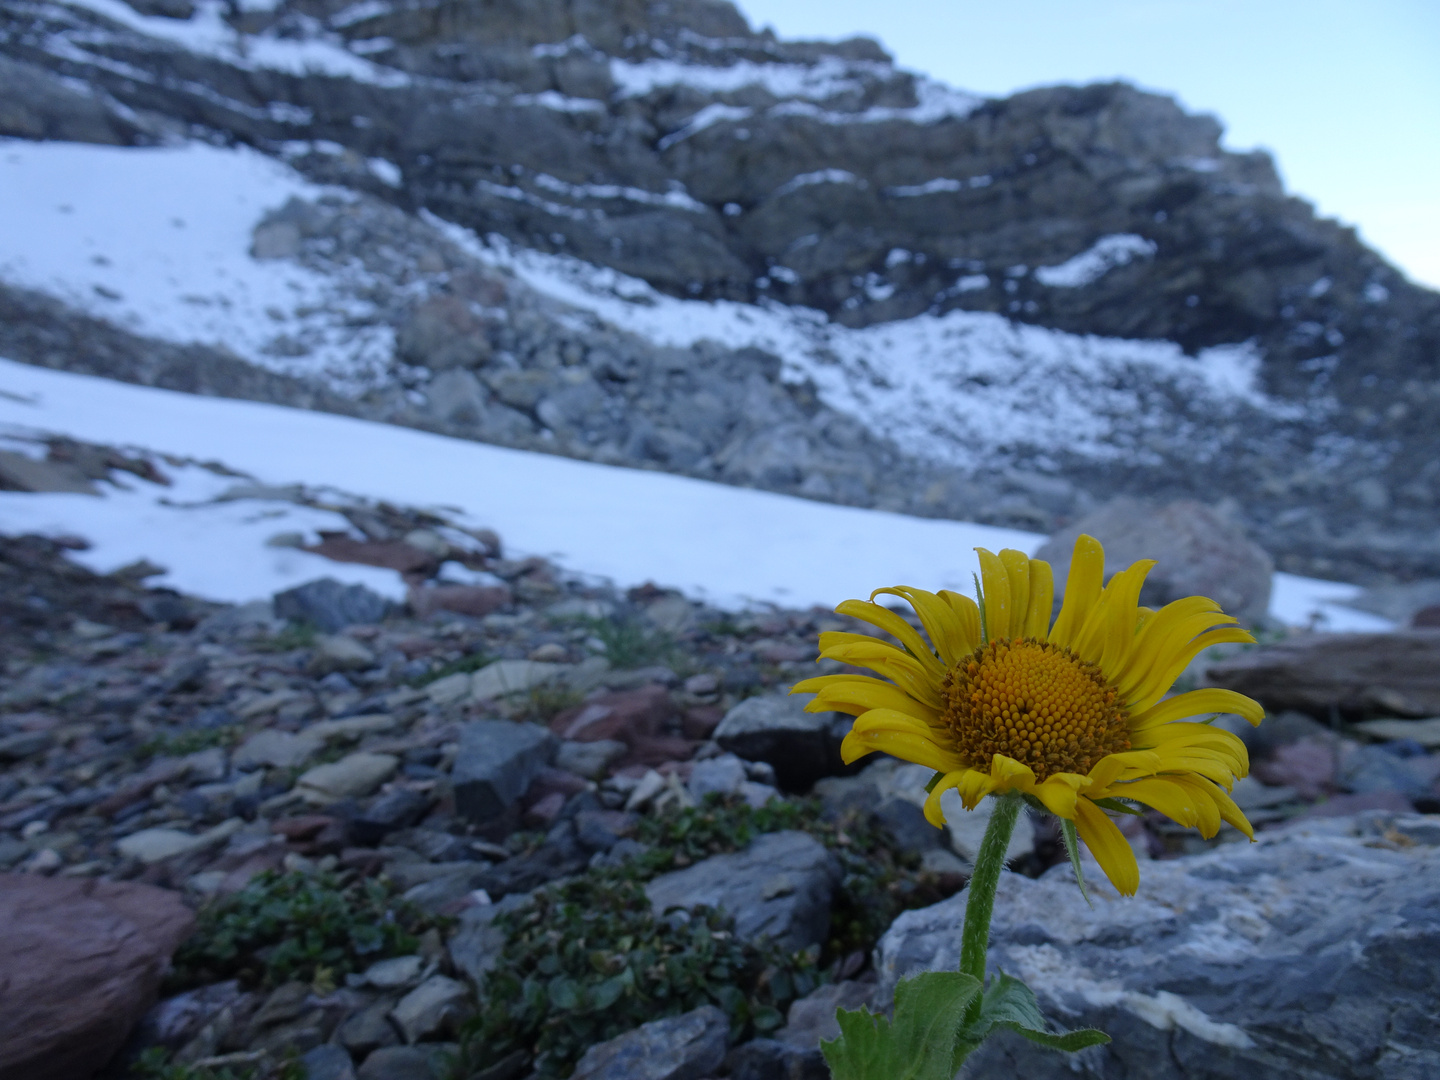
[{"xmin": 792, "ymin": 534, "xmax": 1264, "ymax": 896}]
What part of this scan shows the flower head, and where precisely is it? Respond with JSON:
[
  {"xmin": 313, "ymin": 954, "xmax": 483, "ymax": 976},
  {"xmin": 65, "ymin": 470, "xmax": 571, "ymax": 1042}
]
[{"xmin": 793, "ymin": 535, "xmax": 1264, "ymax": 896}]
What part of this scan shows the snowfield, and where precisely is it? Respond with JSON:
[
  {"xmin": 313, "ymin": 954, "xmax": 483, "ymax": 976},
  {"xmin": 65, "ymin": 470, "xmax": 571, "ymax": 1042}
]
[{"xmin": 0, "ymin": 358, "xmax": 1391, "ymax": 631}]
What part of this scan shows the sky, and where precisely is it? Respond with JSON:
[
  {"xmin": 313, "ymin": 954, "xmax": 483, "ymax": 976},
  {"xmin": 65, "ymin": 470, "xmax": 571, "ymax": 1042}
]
[{"xmin": 736, "ymin": 0, "xmax": 1440, "ymax": 290}]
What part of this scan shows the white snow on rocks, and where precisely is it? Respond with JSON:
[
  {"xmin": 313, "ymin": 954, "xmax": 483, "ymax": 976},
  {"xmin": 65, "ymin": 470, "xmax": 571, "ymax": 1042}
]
[
  {"xmin": 0, "ymin": 138, "xmax": 395, "ymax": 393},
  {"xmin": 1034, "ymin": 234, "xmax": 1158, "ymax": 288},
  {"xmin": 60, "ymin": 0, "xmax": 409, "ymax": 86}
]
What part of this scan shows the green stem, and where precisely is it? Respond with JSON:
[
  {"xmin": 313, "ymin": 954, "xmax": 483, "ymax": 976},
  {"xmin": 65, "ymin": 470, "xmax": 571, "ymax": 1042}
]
[{"xmin": 958, "ymin": 792, "xmax": 1021, "ymax": 1022}]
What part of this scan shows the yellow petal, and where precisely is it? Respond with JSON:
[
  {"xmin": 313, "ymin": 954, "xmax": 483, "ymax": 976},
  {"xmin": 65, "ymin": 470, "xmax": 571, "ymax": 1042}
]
[
  {"xmin": 956, "ymin": 767, "xmax": 999, "ymax": 810},
  {"xmin": 1024, "ymin": 559, "xmax": 1055, "ymax": 641},
  {"xmin": 989, "ymin": 753, "xmax": 1038, "ymax": 792},
  {"xmin": 1189, "ymin": 774, "xmax": 1255, "ymax": 839},
  {"xmin": 1048, "ymin": 534, "xmax": 1105, "ymax": 649},
  {"xmin": 1108, "ymin": 597, "xmax": 1230, "ymax": 695},
  {"xmin": 1074, "ymin": 797, "xmax": 1140, "ymax": 896},
  {"xmin": 1129, "ymin": 688, "xmax": 1265, "ymax": 730},
  {"xmin": 1111, "ymin": 776, "xmax": 1208, "ymax": 830},
  {"xmin": 922, "ymin": 769, "xmax": 979, "ymax": 825},
  {"xmin": 1087, "ymin": 750, "xmax": 1162, "ymax": 793},
  {"xmin": 999, "ymin": 549, "xmax": 1032, "ymax": 640},
  {"xmin": 939, "ymin": 590, "xmax": 982, "ymax": 651},
  {"xmin": 872, "ymin": 586, "xmax": 974, "ymax": 666},
  {"xmin": 1082, "ymin": 560, "xmax": 1156, "ymax": 674},
  {"xmin": 794, "ymin": 675, "xmax": 942, "ymax": 724},
  {"xmin": 840, "ymin": 728, "xmax": 968, "ymax": 772},
  {"xmin": 1126, "ymin": 627, "xmax": 1258, "ymax": 714},
  {"xmin": 977, "ymin": 548, "xmax": 1011, "ymax": 643},
  {"xmin": 817, "ymin": 640, "xmax": 944, "ymax": 709},
  {"xmin": 1031, "ymin": 773, "xmax": 1085, "ymax": 818},
  {"xmin": 849, "ymin": 707, "xmax": 943, "ymax": 740},
  {"xmin": 835, "ymin": 598, "xmax": 945, "ymax": 677}
]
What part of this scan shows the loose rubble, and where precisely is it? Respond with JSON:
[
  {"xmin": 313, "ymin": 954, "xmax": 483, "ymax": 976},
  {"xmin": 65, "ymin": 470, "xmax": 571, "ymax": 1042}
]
[{"xmin": 1, "ymin": 511, "xmax": 1438, "ymax": 1079}]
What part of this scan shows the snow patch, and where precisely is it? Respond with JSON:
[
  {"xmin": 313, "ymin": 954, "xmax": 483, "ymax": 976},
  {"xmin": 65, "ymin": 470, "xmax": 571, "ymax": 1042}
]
[
  {"xmin": 772, "ymin": 169, "xmax": 862, "ymax": 198},
  {"xmin": 1035, "ymin": 234, "xmax": 1158, "ymax": 288},
  {"xmin": 0, "ymin": 138, "xmax": 394, "ymax": 394},
  {"xmin": 657, "ymin": 104, "xmax": 754, "ymax": 150}
]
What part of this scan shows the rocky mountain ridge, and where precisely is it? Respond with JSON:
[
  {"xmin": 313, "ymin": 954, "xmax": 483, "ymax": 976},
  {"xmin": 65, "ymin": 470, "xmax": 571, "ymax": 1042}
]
[{"xmin": 2, "ymin": 0, "xmax": 1438, "ymax": 582}]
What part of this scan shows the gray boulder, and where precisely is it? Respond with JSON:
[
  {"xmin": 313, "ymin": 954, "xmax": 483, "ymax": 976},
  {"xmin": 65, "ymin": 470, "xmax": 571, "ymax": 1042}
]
[
  {"xmin": 876, "ymin": 811, "xmax": 1440, "ymax": 1080},
  {"xmin": 1036, "ymin": 498, "xmax": 1273, "ymax": 625},
  {"xmin": 714, "ymin": 693, "xmax": 850, "ymax": 790},
  {"xmin": 274, "ymin": 578, "xmax": 393, "ymax": 633},
  {"xmin": 569, "ymin": 1005, "xmax": 728, "ymax": 1080},
  {"xmin": 451, "ymin": 720, "xmax": 557, "ymax": 824},
  {"xmin": 1207, "ymin": 630, "xmax": 1440, "ymax": 718},
  {"xmin": 644, "ymin": 830, "xmax": 840, "ymax": 951}
]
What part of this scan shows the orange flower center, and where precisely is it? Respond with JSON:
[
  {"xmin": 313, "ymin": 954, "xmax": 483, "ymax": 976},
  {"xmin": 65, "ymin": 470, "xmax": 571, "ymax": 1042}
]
[{"xmin": 941, "ymin": 638, "xmax": 1131, "ymax": 781}]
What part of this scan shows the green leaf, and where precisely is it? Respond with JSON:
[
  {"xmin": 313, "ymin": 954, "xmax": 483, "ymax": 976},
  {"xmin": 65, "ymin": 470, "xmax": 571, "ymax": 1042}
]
[
  {"xmin": 820, "ymin": 970, "xmax": 982, "ymax": 1080},
  {"xmin": 961, "ymin": 972, "xmax": 1109, "ymax": 1056},
  {"xmin": 1059, "ymin": 818, "xmax": 1093, "ymax": 909}
]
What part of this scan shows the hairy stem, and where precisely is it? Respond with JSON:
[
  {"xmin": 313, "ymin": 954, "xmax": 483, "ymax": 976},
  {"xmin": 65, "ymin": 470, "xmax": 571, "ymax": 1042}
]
[{"xmin": 958, "ymin": 792, "xmax": 1021, "ymax": 1021}]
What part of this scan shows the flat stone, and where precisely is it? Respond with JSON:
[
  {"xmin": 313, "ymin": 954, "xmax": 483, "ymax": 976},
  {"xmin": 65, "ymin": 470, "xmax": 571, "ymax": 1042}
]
[
  {"xmin": 687, "ymin": 753, "xmax": 749, "ymax": 799},
  {"xmin": 390, "ymin": 975, "xmax": 469, "ymax": 1043},
  {"xmin": 451, "ymin": 720, "xmax": 556, "ymax": 823},
  {"xmin": 310, "ymin": 634, "xmax": 378, "ymax": 675},
  {"xmin": 555, "ymin": 738, "xmax": 628, "ymax": 779},
  {"xmin": 470, "ymin": 659, "xmax": 567, "ymax": 701},
  {"xmin": 776, "ymin": 980, "xmax": 877, "ymax": 1049},
  {"xmin": 301, "ymin": 1043, "xmax": 358, "ymax": 1080},
  {"xmin": 714, "ymin": 692, "xmax": 849, "ymax": 790},
  {"xmin": 569, "ymin": 1004, "xmax": 728, "ymax": 1080},
  {"xmin": 234, "ymin": 729, "xmax": 324, "ymax": 770},
  {"xmin": 116, "ymin": 818, "xmax": 243, "ymax": 864},
  {"xmin": 1208, "ymin": 630, "xmax": 1440, "ymax": 717},
  {"xmin": 876, "ymin": 811, "xmax": 1440, "ymax": 1080},
  {"xmin": 0, "ymin": 730, "xmax": 53, "ymax": 762},
  {"xmin": 356, "ymin": 1046, "xmax": 435, "ymax": 1080},
  {"xmin": 1354, "ymin": 716, "xmax": 1440, "ymax": 748},
  {"xmin": 297, "ymin": 753, "xmax": 398, "ymax": 803},
  {"xmin": 0, "ymin": 875, "xmax": 195, "ymax": 1080},
  {"xmin": 308, "ymin": 714, "xmax": 397, "ymax": 742},
  {"xmin": 644, "ymin": 830, "xmax": 840, "ymax": 951},
  {"xmin": 424, "ymin": 672, "xmax": 472, "ymax": 706},
  {"xmin": 362, "ymin": 955, "xmax": 425, "ymax": 990},
  {"xmin": 551, "ymin": 685, "xmax": 673, "ymax": 744}
]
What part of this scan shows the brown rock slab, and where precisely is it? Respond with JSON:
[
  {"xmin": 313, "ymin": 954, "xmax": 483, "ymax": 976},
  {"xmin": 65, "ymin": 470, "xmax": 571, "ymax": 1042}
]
[
  {"xmin": 0, "ymin": 874, "xmax": 196, "ymax": 1080},
  {"xmin": 1207, "ymin": 630, "xmax": 1440, "ymax": 717},
  {"xmin": 549, "ymin": 684, "xmax": 673, "ymax": 744},
  {"xmin": 408, "ymin": 584, "xmax": 511, "ymax": 619}
]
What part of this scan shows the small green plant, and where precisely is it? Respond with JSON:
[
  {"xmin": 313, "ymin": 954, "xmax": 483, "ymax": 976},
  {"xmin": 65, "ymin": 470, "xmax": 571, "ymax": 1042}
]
[
  {"xmin": 128, "ymin": 1047, "xmax": 305, "ymax": 1080},
  {"xmin": 457, "ymin": 874, "xmax": 821, "ymax": 1077},
  {"xmin": 413, "ymin": 649, "xmax": 494, "ymax": 687},
  {"xmin": 514, "ymin": 682, "xmax": 583, "ymax": 723},
  {"xmin": 137, "ymin": 726, "xmax": 240, "ymax": 759},
  {"xmin": 583, "ymin": 615, "xmax": 674, "ymax": 669},
  {"xmin": 170, "ymin": 870, "xmax": 443, "ymax": 989},
  {"xmin": 251, "ymin": 622, "xmax": 317, "ymax": 653}
]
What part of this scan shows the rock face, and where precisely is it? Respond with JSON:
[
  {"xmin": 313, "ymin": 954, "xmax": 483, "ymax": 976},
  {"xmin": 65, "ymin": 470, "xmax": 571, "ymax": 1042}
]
[
  {"xmin": 568, "ymin": 1004, "xmax": 729, "ymax": 1080},
  {"xmin": 0, "ymin": 874, "xmax": 197, "ymax": 1080},
  {"xmin": 1036, "ymin": 498, "xmax": 1274, "ymax": 624},
  {"xmin": 714, "ymin": 693, "xmax": 849, "ymax": 790},
  {"xmin": 1206, "ymin": 630, "xmax": 1440, "ymax": 717},
  {"xmin": 1, "ymin": 0, "xmax": 1436, "ymax": 582},
  {"xmin": 876, "ymin": 812, "xmax": 1440, "ymax": 1080},
  {"xmin": 644, "ymin": 830, "xmax": 841, "ymax": 951}
]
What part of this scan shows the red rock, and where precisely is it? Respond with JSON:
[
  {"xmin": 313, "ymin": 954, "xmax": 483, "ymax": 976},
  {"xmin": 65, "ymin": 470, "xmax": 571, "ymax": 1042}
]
[
  {"xmin": 1254, "ymin": 738, "xmax": 1337, "ymax": 799},
  {"xmin": 523, "ymin": 791, "xmax": 567, "ymax": 827},
  {"xmin": 682, "ymin": 705, "xmax": 725, "ymax": 740},
  {"xmin": 550, "ymin": 685, "xmax": 673, "ymax": 744},
  {"xmin": 0, "ymin": 874, "xmax": 196, "ymax": 1080},
  {"xmin": 306, "ymin": 536, "xmax": 436, "ymax": 576},
  {"xmin": 622, "ymin": 736, "xmax": 701, "ymax": 768},
  {"xmin": 271, "ymin": 815, "xmax": 335, "ymax": 842},
  {"xmin": 524, "ymin": 767, "xmax": 590, "ymax": 803},
  {"xmin": 95, "ymin": 756, "xmax": 190, "ymax": 817},
  {"xmin": 408, "ymin": 584, "xmax": 512, "ymax": 619}
]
